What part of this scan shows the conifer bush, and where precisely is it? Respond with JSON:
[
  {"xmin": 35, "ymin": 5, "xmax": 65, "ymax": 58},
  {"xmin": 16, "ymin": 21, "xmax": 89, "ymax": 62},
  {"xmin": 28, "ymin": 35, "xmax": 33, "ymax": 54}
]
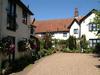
[
  {"xmin": 43, "ymin": 33, "xmax": 52, "ymax": 49},
  {"xmin": 67, "ymin": 36, "xmax": 77, "ymax": 50},
  {"xmin": 80, "ymin": 35, "xmax": 88, "ymax": 49},
  {"xmin": 94, "ymin": 43, "xmax": 100, "ymax": 54}
]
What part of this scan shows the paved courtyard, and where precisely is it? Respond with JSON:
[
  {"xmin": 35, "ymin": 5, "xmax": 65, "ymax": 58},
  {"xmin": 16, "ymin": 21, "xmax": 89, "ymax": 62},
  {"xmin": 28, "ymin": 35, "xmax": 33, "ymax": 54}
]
[{"xmin": 11, "ymin": 53, "xmax": 100, "ymax": 75}]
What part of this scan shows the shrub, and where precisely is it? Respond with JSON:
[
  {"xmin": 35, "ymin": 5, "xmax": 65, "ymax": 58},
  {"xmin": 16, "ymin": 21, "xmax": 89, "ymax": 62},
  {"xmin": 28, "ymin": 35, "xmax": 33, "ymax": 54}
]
[
  {"xmin": 84, "ymin": 48, "xmax": 94, "ymax": 53},
  {"xmin": 0, "ymin": 39, "xmax": 10, "ymax": 55},
  {"xmin": 11, "ymin": 55, "xmax": 34, "ymax": 73},
  {"xmin": 18, "ymin": 40, "xmax": 26, "ymax": 52},
  {"xmin": 58, "ymin": 40, "xmax": 66, "ymax": 45},
  {"xmin": 94, "ymin": 43, "xmax": 100, "ymax": 53},
  {"xmin": 62, "ymin": 48, "xmax": 72, "ymax": 53},
  {"xmin": 40, "ymin": 40, "xmax": 45, "ymax": 49},
  {"xmin": 43, "ymin": 33, "xmax": 52, "ymax": 49},
  {"xmin": 80, "ymin": 35, "xmax": 88, "ymax": 49},
  {"xmin": 67, "ymin": 36, "xmax": 77, "ymax": 50},
  {"xmin": 38, "ymin": 48, "xmax": 54, "ymax": 58},
  {"xmin": 38, "ymin": 49, "xmax": 47, "ymax": 57},
  {"xmin": 0, "ymin": 41, "xmax": 4, "ymax": 53}
]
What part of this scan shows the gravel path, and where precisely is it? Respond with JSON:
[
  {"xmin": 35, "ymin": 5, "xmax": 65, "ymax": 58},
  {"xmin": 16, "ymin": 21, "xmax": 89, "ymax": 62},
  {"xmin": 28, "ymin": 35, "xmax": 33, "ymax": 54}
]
[{"xmin": 11, "ymin": 53, "xmax": 100, "ymax": 75}]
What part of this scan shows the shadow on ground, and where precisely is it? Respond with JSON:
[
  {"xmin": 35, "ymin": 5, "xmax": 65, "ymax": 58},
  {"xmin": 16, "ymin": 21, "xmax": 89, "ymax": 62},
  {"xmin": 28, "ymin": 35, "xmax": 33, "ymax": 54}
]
[
  {"xmin": 92, "ymin": 54, "xmax": 100, "ymax": 58},
  {"xmin": 95, "ymin": 65, "xmax": 100, "ymax": 69}
]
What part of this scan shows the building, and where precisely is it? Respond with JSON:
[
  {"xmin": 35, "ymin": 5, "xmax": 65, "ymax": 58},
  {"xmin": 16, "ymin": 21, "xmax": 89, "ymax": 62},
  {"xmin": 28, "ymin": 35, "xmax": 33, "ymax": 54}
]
[
  {"xmin": 34, "ymin": 8, "xmax": 100, "ymax": 47},
  {"xmin": 0, "ymin": 0, "xmax": 34, "ymax": 53}
]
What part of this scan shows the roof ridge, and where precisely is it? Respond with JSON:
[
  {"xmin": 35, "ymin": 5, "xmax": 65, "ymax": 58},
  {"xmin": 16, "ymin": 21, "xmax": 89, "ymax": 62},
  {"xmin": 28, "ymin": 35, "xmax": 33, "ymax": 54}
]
[{"xmin": 35, "ymin": 16, "xmax": 84, "ymax": 22}]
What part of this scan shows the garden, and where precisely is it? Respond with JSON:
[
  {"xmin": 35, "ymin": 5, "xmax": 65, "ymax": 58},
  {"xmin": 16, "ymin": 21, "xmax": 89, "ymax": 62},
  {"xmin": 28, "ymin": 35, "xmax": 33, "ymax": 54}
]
[{"xmin": 0, "ymin": 34, "xmax": 100, "ymax": 75}]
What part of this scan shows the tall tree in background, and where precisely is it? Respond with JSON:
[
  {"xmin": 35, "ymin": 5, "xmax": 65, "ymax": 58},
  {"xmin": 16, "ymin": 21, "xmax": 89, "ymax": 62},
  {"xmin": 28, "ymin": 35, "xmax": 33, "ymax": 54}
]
[
  {"xmin": 93, "ymin": 10, "xmax": 100, "ymax": 36},
  {"xmin": 44, "ymin": 33, "xmax": 52, "ymax": 49}
]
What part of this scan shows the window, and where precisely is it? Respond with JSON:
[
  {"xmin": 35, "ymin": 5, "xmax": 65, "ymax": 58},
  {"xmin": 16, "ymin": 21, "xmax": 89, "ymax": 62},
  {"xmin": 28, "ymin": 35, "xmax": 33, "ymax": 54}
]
[
  {"xmin": 97, "ymin": 24, "xmax": 100, "ymax": 31},
  {"xmin": 7, "ymin": 0, "xmax": 17, "ymax": 31},
  {"xmin": 22, "ymin": 10, "xmax": 27, "ymax": 24},
  {"xmin": 74, "ymin": 29, "xmax": 78, "ymax": 34},
  {"xmin": 63, "ymin": 32, "xmax": 67, "ymax": 37},
  {"xmin": 30, "ymin": 26, "xmax": 34, "ymax": 34},
  {"xmin": 89, "ymin": 23, "xmax": 98, "ymax": 31},
  {"xmin": 89, "ymin": 39, "xmax": 100, "ymax": 47}
]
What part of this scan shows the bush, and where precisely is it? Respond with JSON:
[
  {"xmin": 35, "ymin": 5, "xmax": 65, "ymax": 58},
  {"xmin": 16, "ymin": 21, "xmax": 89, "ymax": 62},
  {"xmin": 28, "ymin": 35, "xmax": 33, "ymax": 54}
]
[
  {"xmin": 94, "ymin": 43, "xmax": 100, "ymax": 53},
  {"xmin": 18, "ymin": 40, "xmax": 26, "ymax": 52},
  {"xmin": 84, "ymin": 48, "xmax": 94, "ymax": 53},
  {"xmin": 0, "ymin": 41, "xmax": 4, "ymax": 53},
  {"xmin": 38, "ymin": 48, "xmax": 54, "ymax": 58},
  {"xmin": 58, "ymin": 40, "xmax": 66, "ymax": 45},
  {"xmin": 40, "ymin": 40, "xmax": 45, "ymax": 49},
  {"xmin": 67, "ymin": 36, "xmax": 77, "ymax": 50},
  {"xmin": 62, "ymin": 48, "xmax": 72, "ymax": 53},
  {"xmin": 62, "ymin": 48, "xmax": 81, "ymax": 53},
  {"xmin": 80, "ymin": 35, "xmax": 88, "ymax": 49},
  {"xmin": 38, "ymin": 49, "xmax": 47, "ymax": 57},
  {"xmin": 43, "ymin": 33, "xmax": 52, "ymax": 49},
  {"xmin": 11, "ymin": 55, "xmax": 34, "ymax": 73}
]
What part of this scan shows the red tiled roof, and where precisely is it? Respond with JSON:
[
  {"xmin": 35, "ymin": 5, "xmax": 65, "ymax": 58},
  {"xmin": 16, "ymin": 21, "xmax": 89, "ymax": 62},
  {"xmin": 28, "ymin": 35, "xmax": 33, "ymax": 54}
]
[{"xmin": 34, "ymin": 16, "xmax": 83, "ymax": 33}]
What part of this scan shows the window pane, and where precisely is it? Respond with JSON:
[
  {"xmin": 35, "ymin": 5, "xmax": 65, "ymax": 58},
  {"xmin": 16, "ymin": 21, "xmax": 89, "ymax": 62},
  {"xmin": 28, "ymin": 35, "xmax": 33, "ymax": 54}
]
[
  {"xmin": 90, "ymin": 43, "xmax": 92, "ymax": 47},
  {"xmin": 63, "ymin": 32, "xmax": 67, "ymax": 37},
  {"xmin": 89, "ymin": 40, "xmax": 92, "ymax": 44},
  {"xmin": 74, "ymin": 29, "xmax": 78, "ymax": 34},
  {"xmin": 93, "ymin": 40, "xmax": 96, "ymax": 43},
  {"xmin": 89, "ymin": 24, "xmax": 92, "ymax": 31},
  {"xmin": 89, "ymin": 39, "xmax": 92, "ymax": 47},
  {"xmin": 97, "ymin": 40, "xmax": 100, "ymax": 43},
  {"xmin": 93, "ymin": 44, "xmax": 96, "ymax": 47},
  {"xmin": 93, "ymin": 24, "xmax": 97, "ymax": 31}
]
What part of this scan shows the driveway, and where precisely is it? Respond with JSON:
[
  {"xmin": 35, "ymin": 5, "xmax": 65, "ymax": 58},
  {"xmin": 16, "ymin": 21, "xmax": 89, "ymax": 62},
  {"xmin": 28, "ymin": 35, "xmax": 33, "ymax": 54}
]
[{"xmin": 11, "ymin": 53, "xmax": 100, "ymax": 75}]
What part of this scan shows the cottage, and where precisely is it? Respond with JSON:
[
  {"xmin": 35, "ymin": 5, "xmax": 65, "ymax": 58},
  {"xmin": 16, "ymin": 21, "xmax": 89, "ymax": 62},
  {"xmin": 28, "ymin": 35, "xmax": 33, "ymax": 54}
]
[
  {"xmin": 34, "ymin": 8, "xmax": 100, "ymax": 47},
  {"xmin": 0, "ymin": 0, "xmax": 35, "ymax": 53}
]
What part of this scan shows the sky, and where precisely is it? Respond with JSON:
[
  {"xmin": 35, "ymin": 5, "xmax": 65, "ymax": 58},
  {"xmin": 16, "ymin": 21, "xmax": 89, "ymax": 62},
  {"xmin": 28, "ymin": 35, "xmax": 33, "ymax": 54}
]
[{"xmin": 22, "ymin": 0, "xmax": 100, "ymax": 20}]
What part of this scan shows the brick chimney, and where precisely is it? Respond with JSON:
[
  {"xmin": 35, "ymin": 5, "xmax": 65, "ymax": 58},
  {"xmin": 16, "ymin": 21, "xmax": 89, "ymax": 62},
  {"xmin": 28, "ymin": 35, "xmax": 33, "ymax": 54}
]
[{"xmin": 74, "ymin": 8, "xmax": 79, "ymax": 17}]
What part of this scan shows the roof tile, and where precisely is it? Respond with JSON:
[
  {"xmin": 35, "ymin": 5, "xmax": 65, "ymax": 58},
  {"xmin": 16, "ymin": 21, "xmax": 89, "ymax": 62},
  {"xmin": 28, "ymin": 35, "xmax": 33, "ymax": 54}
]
[{"xmin": 34, "ymin": 17, "xmax": 83, "ymax": 33}]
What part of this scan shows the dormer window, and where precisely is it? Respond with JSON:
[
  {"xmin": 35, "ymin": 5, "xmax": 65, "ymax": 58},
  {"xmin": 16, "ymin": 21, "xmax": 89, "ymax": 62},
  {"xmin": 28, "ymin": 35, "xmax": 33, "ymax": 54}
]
[{"xmin": 22, "ymin": 10, "xmax": 27, "ymax": 25}]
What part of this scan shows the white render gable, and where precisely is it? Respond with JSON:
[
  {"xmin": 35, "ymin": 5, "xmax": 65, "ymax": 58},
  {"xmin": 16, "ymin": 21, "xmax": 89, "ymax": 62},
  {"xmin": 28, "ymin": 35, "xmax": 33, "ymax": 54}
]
[
  {"xmin": 80, "ymin": 13, "xmax": 98, "ymax": 40},
  {"xmin": 70, "ymin": 21, "xmax": 80, "ymax": 38}
]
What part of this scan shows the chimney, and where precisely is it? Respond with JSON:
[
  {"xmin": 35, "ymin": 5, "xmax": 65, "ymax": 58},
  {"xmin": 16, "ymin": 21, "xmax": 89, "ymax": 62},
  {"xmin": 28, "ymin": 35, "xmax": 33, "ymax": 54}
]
[{"xmin": 74, "ymin": 8, "xmax": 79, "ymax": 17}]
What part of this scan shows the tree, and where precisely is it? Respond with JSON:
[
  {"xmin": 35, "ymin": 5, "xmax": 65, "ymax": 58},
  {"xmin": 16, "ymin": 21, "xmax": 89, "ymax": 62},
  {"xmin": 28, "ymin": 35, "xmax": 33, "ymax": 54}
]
[
  {"xmin": 43, "ymin": 33, "xmax": 52, "ymax": 49},
  {"xmin": 92, "ymin": 9, "xmax": 100, "ymax": 54},
  {"xmin": 67, "ymin": 36, "xmax": 77, "ymax": 50},
  {"xmin": 80, "ymin": 35, "xmax": 88, "ymax": 49},
  {"xmin": 93, "ymin": 10, "xmax": 100, "ymax": 36}
]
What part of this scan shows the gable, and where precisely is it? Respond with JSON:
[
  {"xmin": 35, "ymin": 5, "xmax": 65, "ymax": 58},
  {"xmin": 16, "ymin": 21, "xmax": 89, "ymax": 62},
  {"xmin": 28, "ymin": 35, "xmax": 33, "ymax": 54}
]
[
  {"xmin": 79, "ymin": 9, "xmax": 96, "ymax": 24},
  {"xmin": 68, "ymin": 19, "xmax": 79, "ymax": 29}
]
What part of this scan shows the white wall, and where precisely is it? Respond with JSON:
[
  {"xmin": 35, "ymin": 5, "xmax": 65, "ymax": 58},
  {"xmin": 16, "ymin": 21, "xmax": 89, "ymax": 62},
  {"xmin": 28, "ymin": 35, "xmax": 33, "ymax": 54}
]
[
  {"xmin": 81, "ymin": 13, "xmax": 98, "ymax": 40},
  {"xmin": 36, "ymin": 32, "xmax": 69, "ymax": 40},
  {"xmin": 52, "ymin": 32, "xmax": 69, "ymax": 40},
  {"xmin": 70, "ymin": 21, "xmax": 80, "ymax": 38}
]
